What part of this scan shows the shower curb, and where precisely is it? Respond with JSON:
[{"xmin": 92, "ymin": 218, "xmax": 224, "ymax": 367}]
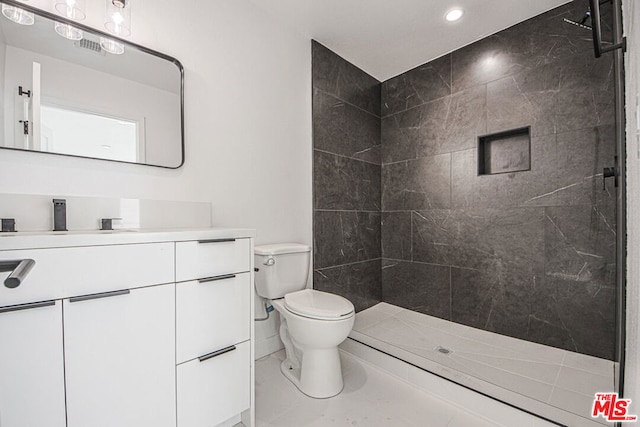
[{"xmin": 340, "ymin": 336, "xmax": 609, "ymax": 427}]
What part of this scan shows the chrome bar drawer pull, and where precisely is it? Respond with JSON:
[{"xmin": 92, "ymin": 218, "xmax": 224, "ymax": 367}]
[
  {"xmin": 198, "ymin": 274, "xmax": 236, "ymax": 284},
  {"xmin": 0, "ymin": 300, "xmax": 55, "ymax": 314},
  {"xmin": 197, "ymin": 238, "xmax": 236, "ymax": 244},
  {"xmin": 198, "ymin": 345, "xmax": 236, "ymax": 362},
  {"xmin": 0, "ymin": 259, "xmax": 36, "ymax": 289},
  {"xmin": 69, "ymin": 289, "xmax": 130, "ymax": 303}
]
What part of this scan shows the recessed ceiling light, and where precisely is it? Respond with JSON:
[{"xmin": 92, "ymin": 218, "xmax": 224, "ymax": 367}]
[{"xmin": 445, "ymin": 8, "xmax": 464, "ymax": 22}]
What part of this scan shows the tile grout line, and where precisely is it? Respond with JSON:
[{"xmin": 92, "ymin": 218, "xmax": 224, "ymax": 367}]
[
  {"xmin": 315, "ymin": 209, "xmax": 381, "ymax": 213},
  {"xmin": 315, "ymin": 257, "xmax": 383, "ymax": 271},
  {"xmin": 380, "ymin": 46, "xmax": 598, "ymax": 119},
  {"xmin": 313, "ymin": 86, "xmax": 381, "ymax": 119},
  {"xmin": 549, "ymin": 350, "xmax": 568, "ymax": 392},
  {"xmin": 314, "ymin": 148, "xmax": 381, "ymax": 166},
  {"xmin": 383, "ymin": 150, "xmax": 463, "ymax": 167}
]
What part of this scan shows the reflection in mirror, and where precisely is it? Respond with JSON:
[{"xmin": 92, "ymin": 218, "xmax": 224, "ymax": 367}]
[
  {"xmin": 41, "ymin": 104, "xmax": 141, "ymax": 162},
  {"xmin": 0, "ymin": 0, "xmax": 183, "ymax": 168}
]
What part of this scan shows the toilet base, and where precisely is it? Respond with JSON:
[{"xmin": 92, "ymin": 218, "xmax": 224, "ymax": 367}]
[
  {"xmin": 271, "ymin": 298, "xmax": 353, "ymax": 399},
  {"xmin": 280, "ymin": 349, "xmax": 344, "ymax": 399}
]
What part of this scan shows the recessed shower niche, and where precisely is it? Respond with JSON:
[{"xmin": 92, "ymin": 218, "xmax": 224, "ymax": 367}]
[{"xmin": 477, "ymin": 127, "xmax": 531, "ymax": 175}]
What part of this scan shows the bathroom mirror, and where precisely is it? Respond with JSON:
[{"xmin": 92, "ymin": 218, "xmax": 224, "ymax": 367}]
[{"xmin": 0, "ymin": 0, "xmax": 183, "ymax": 168}]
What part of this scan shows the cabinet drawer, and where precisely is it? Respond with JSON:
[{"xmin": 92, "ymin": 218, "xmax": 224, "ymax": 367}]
[
  {"xmin": 177, "ymin": 340, "xmax": 250, "ymax": 427},
  {"xmin": 176, "ymin": 272, "xmax": 250, "ymax": 364},
  {"xmin": 175, "ymin": 238, "xmax": 251, "ymax": 282},
  {"xmin": 0, "ymin": 243, "xmax": 174, "ymax": 307}
]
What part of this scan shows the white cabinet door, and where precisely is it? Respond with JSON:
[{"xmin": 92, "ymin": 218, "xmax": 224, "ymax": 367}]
[
  {"xmin": 0, "ymin": 300, "xmax": 66, "ymax": 427},
  {"xmin": 64, "ymin": 284, "xmax": 176, "ymax": 427}
]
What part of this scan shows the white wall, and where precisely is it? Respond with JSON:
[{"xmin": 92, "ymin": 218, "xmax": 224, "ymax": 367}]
[
  {"xmin": 0, "ymin": 0, "xmax": 312, "ymax": 356},
  {"xmin": 624, "ymin": 0, "xmax": 640, "ymax": 412}
]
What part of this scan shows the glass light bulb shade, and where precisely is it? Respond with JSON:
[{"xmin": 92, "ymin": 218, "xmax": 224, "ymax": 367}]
[
  {"xmin": 54, "ymin": 21, "xmax": 83, "ymax": 40},
  {"xmin": 54, "ymin": 0, "xmax": 86, "ymax": 20},
  {"xmin": 2, "ymin": 5, "xmax": 34, "ymax": 25},
  {"xmin": 104, "ymin": 0, "xmax": 130, "ymax": 37},
  {"xmin": 100, "ymin": 37, "xmax": 124, "ymax": 55}
]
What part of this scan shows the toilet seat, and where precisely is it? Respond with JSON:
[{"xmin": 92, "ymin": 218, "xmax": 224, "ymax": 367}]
[{"xmin": 284, "ymin": 289, "xmax": 354, "ymax": 321}]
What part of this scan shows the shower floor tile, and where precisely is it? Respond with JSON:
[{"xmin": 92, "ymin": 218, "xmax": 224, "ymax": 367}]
[
  {"xmin": 351, "ymin": 303, "xmax": 617, "ymax": 426},
  {"xmin": 255, "ymin": 349, "xmax": 499, "ymax": 427}
]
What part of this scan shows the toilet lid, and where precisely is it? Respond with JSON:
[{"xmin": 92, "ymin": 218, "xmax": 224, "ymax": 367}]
[{"xmin": 284, "ymin": 289, "xmax": 354, "ymax": 320}]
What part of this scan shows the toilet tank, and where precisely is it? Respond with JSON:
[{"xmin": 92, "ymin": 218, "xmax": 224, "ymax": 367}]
[{"xmin": 254, "ymin": 243, "xmax": 311, "ymax": 299}]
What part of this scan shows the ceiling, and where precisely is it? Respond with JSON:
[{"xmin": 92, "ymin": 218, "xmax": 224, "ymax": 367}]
[{"xmin": 247, "ymin": 0, "xmax": 571, "ymax": 81}]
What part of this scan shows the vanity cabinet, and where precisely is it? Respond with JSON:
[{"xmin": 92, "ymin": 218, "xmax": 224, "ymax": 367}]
[{"xmin": 0, "ymin": 229, "xmax": 255, "ymax": 427}]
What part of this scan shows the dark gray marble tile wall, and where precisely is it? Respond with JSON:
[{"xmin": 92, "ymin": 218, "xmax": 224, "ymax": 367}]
[
  {"xmin": 315, "ymin": 259, "xmax": 382, "ymax": 313},
  {"xmin": 312, "ymin": 41, "xmax": 382, "ymax": 312},
  {"xmin": 380, "ymin": 0, "xmax": 617, "ymax": 360}
]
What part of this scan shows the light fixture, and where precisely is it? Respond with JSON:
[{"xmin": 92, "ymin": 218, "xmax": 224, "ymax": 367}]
[
  {"xmin": 54, "ymin": 22, "xmax": 83, "ymax": 40},
  {"xmin": 1, "ymin": 0, "xmax": 132, "ymax": 55},
  {"xmin": 54, "ymin": 0, "xmax": 86, "ymax": 20},
  {"xmin": 1, "ymin": 1, "xmax": 34, "ymax": 26},
  {"xmin": 100, "ymin": 37, "xmax": 125, "ymax": 55},
  {"xmin": 105, "ymin": 0, "xmax": 131, "ymax": 38},
  {"xmin": 54, "ymin": 0, "xmax": 85, "ymax": 40},
  {"xmin": 445, "ymin": 8, "xmax": 464, "ymax": 22}
]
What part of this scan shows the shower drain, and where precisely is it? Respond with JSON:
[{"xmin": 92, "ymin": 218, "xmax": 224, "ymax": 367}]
[{"xmin": 435, "ymin": 346, "xmax": 453, "ymax": 355}]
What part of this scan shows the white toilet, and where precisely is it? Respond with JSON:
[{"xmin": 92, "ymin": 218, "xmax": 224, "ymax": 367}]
[{"xmin": 254, "ymin": 243, "xmax": 355, "ymax": 398}]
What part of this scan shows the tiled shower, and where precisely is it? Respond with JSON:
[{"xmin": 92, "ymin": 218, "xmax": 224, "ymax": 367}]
[
  {"xmin": 313, "ymin": 0, "xmax": 617, "ymax": 363},
  {"xmin": 312, "ymin": 41, "xmax": 382, "ymax": 312}
]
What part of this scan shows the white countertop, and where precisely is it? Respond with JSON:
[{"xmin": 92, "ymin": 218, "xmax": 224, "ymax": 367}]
[{"xmin": 0, "ymin": 227, "xmax": 256, "ymax": 250}]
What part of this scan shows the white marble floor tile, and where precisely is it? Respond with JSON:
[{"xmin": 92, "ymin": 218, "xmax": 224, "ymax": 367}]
[
  {"xmin": 446, "ymin": 410, "xmax": 501, "ymax": 427},
  {"xmin": 555, "ymin": 365, "xmax": 614, "ymax": 394},
  {"xmin": 455, "ymin": 326, "xmax": 567, "ymax": 365},
  {"xmin": 394, "ymin": 308, "xmax": 469, "ymax": 337},
  {"xmin": 255, "ymin": 353, "xmax": 310, "ymax": 424},
  {"xmin": 372, "ymin": 302, "xmax": 405, "ymax": 316},
  {"xmin": 452, "ymin": 354, "xmax": 554, "ymax": 403},
  {"xmin": 353, "ymin": 304, "xmax": 397, "ymax": 331},
  {"xmin": 562, "ymin": 351, "xmax": 615, "ymax": 378},
  {"xmin": 459, "ymin": 352, "xmax": 561, "ymax": 385},
  {"xmin": 255, "ymin": 350, "xmax": 499, "ymax": 427},
  {"xmin": 360, "ymin": 317, "xmax": 459, "ymax": 356},
  {"xmin": 548, "ymin": 387, "xmax": 610, "ymax": 426}
]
